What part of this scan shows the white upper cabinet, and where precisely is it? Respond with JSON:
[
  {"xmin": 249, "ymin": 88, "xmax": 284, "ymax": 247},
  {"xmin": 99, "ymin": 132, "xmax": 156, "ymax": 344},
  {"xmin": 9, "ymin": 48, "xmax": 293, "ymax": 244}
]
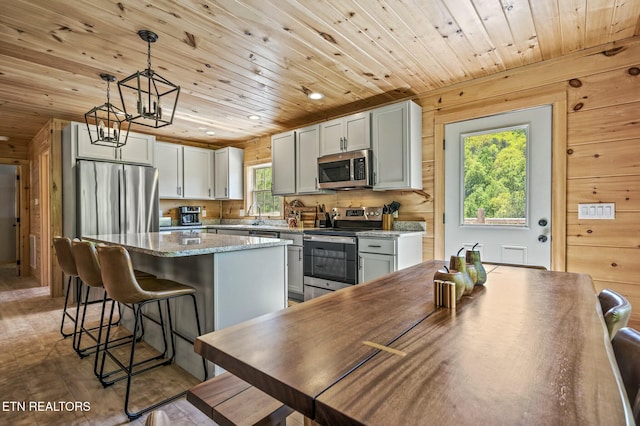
[
  {"xmin": 183, "ymin": 146, "xmax": 214, "ymax": 199},
  {"xmin": 319, "ymin": 111, "xmax": 370, "ymax": 156},
  {"xmin": 271, "ymin": 131, "xmax": 296, "ymax": 196},
  {"xmin": 214, "ymin": 147, "xmax": 244, "ymax": 200},
  {"xmin": 74, "ymin": 122, "xmax": 154, "ymax": 165},
  {"xmin": 155, "ymin": 142, "xmax": 184, "ymax": 198},
  {"xmin": 271, "ymin": 124, "xmax": 329, "ymax": 196},
  {"xmin": 296, "ymin": 124, "xmax": 324, "ymax": 194},
  {"xmin": 371, "ymin": 100, "xmax": 422, "ymax": 191}
]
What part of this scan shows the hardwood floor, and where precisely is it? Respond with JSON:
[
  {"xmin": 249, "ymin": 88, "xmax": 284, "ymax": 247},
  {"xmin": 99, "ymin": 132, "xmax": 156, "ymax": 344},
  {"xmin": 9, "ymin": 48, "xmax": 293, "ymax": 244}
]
[{"xmin": 0, "ymin": 264, "xmax": 304, "ymax": 426}]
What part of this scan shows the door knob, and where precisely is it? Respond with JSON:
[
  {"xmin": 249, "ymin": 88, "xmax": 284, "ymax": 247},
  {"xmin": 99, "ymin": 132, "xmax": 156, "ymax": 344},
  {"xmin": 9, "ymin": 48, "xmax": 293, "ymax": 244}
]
[
  {"xmin": 538, "ymin": 218, "xmax": 548, "ymax": 227},
  {"xmin": 538, "ymin": 235, "xmax": 548, "ymax": 243}
]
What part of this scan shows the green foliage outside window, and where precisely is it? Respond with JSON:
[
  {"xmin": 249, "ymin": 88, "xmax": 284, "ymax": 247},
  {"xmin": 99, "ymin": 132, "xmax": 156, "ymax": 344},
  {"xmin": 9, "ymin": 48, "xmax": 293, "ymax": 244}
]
[
  {"xmin": 252, "ymin": 166, "xmax": 281, "ymax": 216},
  {"xmin": 463, "ymin": 127, "xmax": 527, "ymax": 224}
]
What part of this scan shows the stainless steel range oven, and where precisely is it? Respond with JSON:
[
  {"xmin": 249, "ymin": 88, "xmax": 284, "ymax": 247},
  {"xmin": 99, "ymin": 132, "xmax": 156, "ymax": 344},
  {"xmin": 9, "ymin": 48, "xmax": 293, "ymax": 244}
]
[
  {"xmin": 303, "ymin": 206, "xmax": 383, "ymax": 300},
  {"xmin": 303, "ymin": 234, "xmax": 357, "ymax": 299}
]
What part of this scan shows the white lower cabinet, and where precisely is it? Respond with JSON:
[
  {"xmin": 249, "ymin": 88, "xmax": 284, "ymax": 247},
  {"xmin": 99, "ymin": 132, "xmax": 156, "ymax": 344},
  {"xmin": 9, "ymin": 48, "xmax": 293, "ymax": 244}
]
[
  {"xmin": 216, "ymin": 229, "xmax": 249, "ymax": 236},
  {"xmin": 281, "ymin": 232, "xmax": 303, "ymax": 299},
  {"xmin": 358, "ymin": 234, "xmax": 423, "ymax": 283}
]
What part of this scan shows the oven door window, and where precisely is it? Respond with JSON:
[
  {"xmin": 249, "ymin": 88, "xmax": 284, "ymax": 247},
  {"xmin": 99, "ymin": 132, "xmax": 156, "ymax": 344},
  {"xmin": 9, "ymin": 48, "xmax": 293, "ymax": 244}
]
[
  {"xmin": 304, "ymin": 241, "xmax": 357, "ymax": 284},
  {"xmin": 318, "ymin": 159, "xmax": 351, "ymax": 184}
]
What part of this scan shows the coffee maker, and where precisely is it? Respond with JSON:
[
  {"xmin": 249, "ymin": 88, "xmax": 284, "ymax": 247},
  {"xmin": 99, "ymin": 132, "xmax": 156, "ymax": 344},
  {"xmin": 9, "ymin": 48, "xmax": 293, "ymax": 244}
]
[{"xmin": 179, "ymin": 206, "xmax": 201, "ymax": 226}]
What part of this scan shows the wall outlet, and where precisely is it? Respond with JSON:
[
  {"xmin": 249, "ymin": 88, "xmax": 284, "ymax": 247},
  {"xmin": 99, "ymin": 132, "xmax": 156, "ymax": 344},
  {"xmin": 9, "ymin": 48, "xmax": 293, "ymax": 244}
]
[
  {"xmin": 202, "ymin": 209, "xmax": 207, "ymax": 218},
  {"xmin": 239, "ymin": 209, "xmax": 245, "ymax": 217},
  {"xmin": 578, "ymin": 203, "xmax": 615, "ymax": 219}
]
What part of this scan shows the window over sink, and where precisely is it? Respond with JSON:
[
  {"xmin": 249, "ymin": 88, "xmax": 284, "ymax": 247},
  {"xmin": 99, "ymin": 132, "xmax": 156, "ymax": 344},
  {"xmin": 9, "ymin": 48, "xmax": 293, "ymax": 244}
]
[{"xmin": 246, "ymin": 163, "xmax": 281, "ymax": 217}]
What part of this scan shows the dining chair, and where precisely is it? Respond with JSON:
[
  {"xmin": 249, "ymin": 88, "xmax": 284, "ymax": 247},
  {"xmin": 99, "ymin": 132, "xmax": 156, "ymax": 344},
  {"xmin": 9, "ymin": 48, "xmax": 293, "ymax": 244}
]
[
  {"xmin": 96, "ymin": 244, "xmax": 208, "ymax": 421},
  {"xmin": 611, "ymin": 327, "xmax": 640, "ymax": 423},
  {"xmin": 599, "ymin": 289, "xmax": 632, "ymax": 340}
]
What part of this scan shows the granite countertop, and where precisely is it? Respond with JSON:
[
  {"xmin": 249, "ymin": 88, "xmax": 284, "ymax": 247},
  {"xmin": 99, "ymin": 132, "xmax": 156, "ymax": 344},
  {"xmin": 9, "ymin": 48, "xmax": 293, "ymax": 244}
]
[
  {"xmin": 159, "ymin": 221, "xmax": 426, "ymax": 236},
  {"xmin": 82, "ymin": 231, "xmax": 292, "ymax": 257}
]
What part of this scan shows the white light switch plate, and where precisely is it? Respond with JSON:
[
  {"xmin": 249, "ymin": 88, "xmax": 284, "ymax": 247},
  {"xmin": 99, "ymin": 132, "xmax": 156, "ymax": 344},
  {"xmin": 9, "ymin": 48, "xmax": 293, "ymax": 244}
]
[{"xmin": 578, "ymin": 203, "xmax": 615, "ymax": 219}]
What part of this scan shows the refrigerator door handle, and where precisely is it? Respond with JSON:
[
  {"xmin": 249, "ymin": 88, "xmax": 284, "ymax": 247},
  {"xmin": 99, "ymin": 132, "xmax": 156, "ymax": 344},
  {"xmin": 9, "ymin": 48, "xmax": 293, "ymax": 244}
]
[{"xmin": 119, "ymin": 168, "xmax": 126, "ymax": 233}]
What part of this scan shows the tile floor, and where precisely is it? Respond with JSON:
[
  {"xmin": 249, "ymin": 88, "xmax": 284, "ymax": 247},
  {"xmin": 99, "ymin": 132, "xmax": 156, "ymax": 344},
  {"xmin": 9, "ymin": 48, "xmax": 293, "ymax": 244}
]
[{"xmin": 0, "ymin": 263, "xmax": 304, "ymax": 426}]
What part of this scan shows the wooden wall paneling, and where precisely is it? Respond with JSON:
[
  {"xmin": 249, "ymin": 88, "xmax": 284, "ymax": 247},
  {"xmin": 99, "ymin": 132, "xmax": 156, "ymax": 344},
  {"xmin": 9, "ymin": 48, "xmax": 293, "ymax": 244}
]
[
  {"xmin": 567, "ymin": 67, "xmax": 640, "ymax": 112},
  {"xmin": 567, "ymin": 212, "xmax": 640, "ymax": 247},
  {"xmin": 49, "ymin": 119, "xmax": 65, "ymax": 296},
  {"xmin": 0, "ymin": 139, "xmax": 29, "ymax": 160},
  {"xmin": 568, "ymin": 101, "xmax": 640, "ymax": 145},
  {"xmin": 567, "ymin": 176, "xmax": 640, "ymax": 210},
  {"xmin": 567, "ymin": 245, "xmax": 640, "ymax": 284},
  {"xmin": 567, "ymin": 139, "xmax": 640, "ymax": 179},
  {"xmin": 422, "ymin": 38, "xmax": 640, "ymax": 111}
]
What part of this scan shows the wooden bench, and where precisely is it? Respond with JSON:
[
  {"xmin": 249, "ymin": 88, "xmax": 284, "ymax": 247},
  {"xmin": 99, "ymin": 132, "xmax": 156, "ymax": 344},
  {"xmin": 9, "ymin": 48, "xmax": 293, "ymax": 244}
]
[{"xmin": 187, "ymin": 372, "xmax": 293, "ymax": 426}]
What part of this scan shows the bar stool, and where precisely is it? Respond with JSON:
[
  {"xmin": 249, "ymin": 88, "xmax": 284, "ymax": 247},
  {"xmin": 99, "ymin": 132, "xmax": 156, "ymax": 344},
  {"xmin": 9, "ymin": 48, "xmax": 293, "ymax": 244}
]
[
  {"xmin": 96, "ymin": 245, "xmax": 208, "ymax": 421},
  {"xmin": 53, "ymin": 236, "xmax": 84, "ymax": 340},
  {"xmin": 71, "ymin": 240, "xmax": 154, "ymax": 364}
]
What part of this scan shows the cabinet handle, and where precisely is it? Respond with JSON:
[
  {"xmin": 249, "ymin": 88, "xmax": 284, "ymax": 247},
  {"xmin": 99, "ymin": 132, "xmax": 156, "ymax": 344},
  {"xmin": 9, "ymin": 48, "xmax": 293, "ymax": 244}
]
[
  {"xmin": 209, "ymin": 188, "xmax": 211, "ymax": 197},
  {"xmin": 373, "ymin": 171, "xmax": 377, "ymax": 185},
  {"xmin": 178, "ymin": 186, "xmax": 182, "ymax": 196},
  {"xmin": 343, "ymin": 137, "xmax": 347, "ymax": 151},
  {"xmin": 359, "ymin": 256, "xmax": 362, "ymax": 269},
  {"xmin": 298, "ymin": 248, "xmax": 302, "ymax": 261},
  {"xmin": 315, "ymin": 177, "xmax": 318, "ymax": 189},
  {"xmin": 225, "ymin": 187, "xmax": 228, "ymax": 197},
  {"xmin": 368, "ymin": 245, "xmax": 382, "ymax": 248}
]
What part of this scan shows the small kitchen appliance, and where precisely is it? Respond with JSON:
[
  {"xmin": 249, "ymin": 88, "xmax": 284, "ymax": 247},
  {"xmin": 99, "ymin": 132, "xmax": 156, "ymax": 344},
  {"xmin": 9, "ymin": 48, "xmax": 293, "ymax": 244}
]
[
  {"xmin": 317, "ymin": 149, "xmax": 373, "ymax": 190},
  {"xmin": 179, "ymin": 206, "xmax": 201, "ymax": 226}
]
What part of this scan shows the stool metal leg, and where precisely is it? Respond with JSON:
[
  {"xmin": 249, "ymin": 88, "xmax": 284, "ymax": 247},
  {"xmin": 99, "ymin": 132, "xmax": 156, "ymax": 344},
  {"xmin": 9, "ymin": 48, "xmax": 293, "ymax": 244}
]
[{"xmin": 59, "ymin": 276, "xmax": 77, "ymax": 338}]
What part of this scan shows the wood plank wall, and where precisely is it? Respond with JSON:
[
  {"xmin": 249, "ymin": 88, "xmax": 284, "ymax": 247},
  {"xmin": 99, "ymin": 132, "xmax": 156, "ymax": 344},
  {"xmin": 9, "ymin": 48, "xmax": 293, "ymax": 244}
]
[{"xmin": 225, "ymin": 37, "xmax": 640, "ymax": 326}]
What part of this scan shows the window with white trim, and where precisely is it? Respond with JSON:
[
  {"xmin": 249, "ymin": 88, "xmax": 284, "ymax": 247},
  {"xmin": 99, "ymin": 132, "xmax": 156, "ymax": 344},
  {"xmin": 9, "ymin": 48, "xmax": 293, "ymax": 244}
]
[{"xmin": 246, "ymin": 163, "xmax": 281, "ymax": 217}]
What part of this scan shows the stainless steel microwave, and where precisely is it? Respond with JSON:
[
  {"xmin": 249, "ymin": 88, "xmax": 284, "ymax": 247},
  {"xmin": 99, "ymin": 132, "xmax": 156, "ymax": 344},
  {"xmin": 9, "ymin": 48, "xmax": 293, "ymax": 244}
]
[{"xmin": 317, "ymin": 149, "xmax": 373, "ymax": 190}]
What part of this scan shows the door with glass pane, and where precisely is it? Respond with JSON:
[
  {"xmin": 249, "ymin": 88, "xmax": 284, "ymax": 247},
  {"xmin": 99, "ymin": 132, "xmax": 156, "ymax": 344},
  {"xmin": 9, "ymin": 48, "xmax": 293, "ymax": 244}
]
[{"xmin": 444, "ymin": 105, "xmax": 552, "ymax": 268}]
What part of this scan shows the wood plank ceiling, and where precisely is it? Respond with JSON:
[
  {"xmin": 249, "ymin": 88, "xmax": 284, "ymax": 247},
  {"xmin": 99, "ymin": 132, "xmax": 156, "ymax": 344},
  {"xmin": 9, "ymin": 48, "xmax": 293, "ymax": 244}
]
[{"xmin": 1, "ymin": 0, "xmax": 639, "ymax": 150}]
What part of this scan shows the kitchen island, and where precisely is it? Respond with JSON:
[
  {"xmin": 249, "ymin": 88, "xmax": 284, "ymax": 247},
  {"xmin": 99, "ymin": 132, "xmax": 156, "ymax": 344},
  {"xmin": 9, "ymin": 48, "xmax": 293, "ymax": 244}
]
[{"xmin": 83, "ymin": 230, "xmax": 291, "ymax": 378}]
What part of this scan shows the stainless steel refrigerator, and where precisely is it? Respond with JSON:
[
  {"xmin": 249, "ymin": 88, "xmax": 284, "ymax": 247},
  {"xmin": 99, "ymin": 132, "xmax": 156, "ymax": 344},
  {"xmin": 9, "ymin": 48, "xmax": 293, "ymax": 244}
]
[{"xmin": 75, "ymin": 160, "xmax": 159, "ymax": 236}]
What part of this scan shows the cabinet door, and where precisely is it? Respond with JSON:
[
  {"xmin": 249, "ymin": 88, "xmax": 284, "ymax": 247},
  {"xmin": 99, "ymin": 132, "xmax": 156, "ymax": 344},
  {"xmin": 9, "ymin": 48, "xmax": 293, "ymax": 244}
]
[
  {"xmin": 271, "ymin": 131, "xmax": 296, "ymax": 195},
  {"xmin": 183, "ymin": 146, "xmax": 213, "ymax": 199},
  {"xmin": 372, "ymin": 101, "xmax": 422, "ymax": 190},
  {"xmin": 287, "ymin": 245, "xmax": 304, "ymax": 295},
  {"xmin": 319, "ymin": 118, "xmax": 344, "ymax": 156},
  {"xmin": 296, "ymin": 125, "xmax": 321, "ymax": 193},
  {"xmin": 359, "ymin": 252, "xmax": 396, "ymax": 283},
  {"xmin": 155, "ymin": 142, "xmax": 183, "ymax": 198},
  {"xmin": 119, "ymin": 132, "xmax": 154, "ymax": 165},
  {"xmin": 214, "ymin": 149, "xmax": 229, "ymax": 199},
  {"xmin": 76, "ymin": 125, "xmax": 119, "ymax": 161},
  {"xmin": 344, "ymin": 111, "xmax": 370, "ymax": 152}
]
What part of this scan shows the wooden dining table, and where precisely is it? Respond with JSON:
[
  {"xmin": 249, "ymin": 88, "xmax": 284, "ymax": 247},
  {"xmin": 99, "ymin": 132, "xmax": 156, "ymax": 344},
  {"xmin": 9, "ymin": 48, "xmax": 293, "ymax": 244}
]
[{"xmin": 194, "ymin": 260, "xmax": 634, "ymax": 425}]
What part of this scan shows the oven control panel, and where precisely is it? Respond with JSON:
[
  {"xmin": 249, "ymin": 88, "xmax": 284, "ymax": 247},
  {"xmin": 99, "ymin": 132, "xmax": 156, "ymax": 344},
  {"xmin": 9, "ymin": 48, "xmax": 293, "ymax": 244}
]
[{"xmin": 332, "ymin": 207, "xmax": 383, "ymax": 221}]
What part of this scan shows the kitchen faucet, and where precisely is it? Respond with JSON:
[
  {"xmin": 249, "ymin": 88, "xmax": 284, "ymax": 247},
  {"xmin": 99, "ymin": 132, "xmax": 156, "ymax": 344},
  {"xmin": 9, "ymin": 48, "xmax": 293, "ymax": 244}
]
[{"xmin": 249, "ymin": 203, "xmax": 264, "ymax": 225}]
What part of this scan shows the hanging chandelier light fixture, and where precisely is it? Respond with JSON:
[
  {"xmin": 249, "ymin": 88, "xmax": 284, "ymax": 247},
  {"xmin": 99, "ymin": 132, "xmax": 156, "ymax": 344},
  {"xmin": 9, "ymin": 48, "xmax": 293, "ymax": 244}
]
[
  {"xmin": 118, "ymin": 30, "xmax": 180, "ymax": 129},
  {"xmin": 84, "ymin": 73, "xmax": 130, "ymax": 147}
]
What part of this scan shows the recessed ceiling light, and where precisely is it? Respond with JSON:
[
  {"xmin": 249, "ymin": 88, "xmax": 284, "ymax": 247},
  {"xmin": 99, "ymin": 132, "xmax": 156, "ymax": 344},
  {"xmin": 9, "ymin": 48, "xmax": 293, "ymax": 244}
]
[
  {"xmin": 308, "ymin": 92, "xmax": 324, "ymax": 100},
  {"xmin": 205, "ymin": 130, "xmax": 216, "ymax": 136},
  {"xmin": 0, "ymin": 136, "xmax": 9, "ymax": 141},
  {"xmin": 248, "ymin": 115, "xmax": 260, "ymax": 120}
]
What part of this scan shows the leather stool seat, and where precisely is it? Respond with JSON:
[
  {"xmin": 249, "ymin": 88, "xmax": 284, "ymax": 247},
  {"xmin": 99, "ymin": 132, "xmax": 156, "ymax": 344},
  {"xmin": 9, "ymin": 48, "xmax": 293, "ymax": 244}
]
[{"xmin": 96, "ymin": 245, "xmax": 208, "ymax": 421}]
